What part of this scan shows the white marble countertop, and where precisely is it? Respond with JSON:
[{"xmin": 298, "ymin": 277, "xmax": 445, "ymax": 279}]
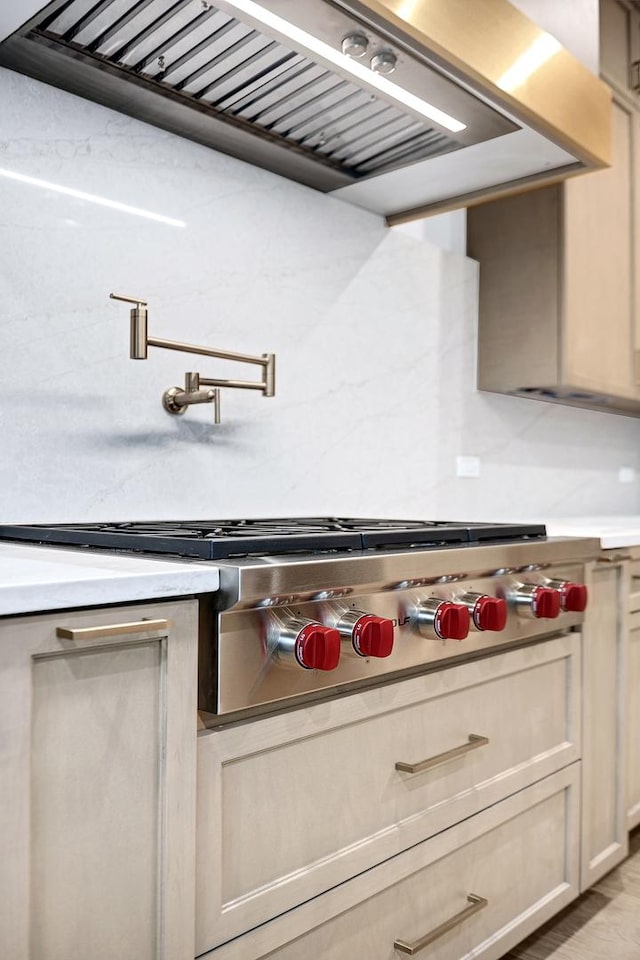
[
  {"xmin": 0, "ymin": 543, "xmax": 219, "ymax": 616},
  {"xmin": 544, "ymin": 516, "xmax": 640, "ymax": 550}
]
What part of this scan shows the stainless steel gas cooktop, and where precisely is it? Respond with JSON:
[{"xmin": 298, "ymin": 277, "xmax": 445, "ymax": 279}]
[
  {"xmin": 0, "ymin": 517, "xmax": 547, "ymax": 559},
  {"xmin": 0, "ymin": 517, "xmax": 595, "ymax": 722}
]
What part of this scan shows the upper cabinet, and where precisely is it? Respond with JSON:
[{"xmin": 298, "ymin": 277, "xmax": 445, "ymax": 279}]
[
  {"xmin": 468, "ymin": 0, "xmax": 640, "ymax": 417},
  {"xmin": 601, "ymin": 0, "xmax": 640, "ymax": 96},
  {"xmin": 0, "ymin": 0, "xmax": 611, "ymax": 220}
]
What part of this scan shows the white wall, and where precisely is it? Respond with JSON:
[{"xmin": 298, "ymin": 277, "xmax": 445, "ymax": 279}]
[
  {"xmin": 1, "ymin": 68, "xmax": 638, "ymax": 524},
  {"xmin": 394, "ymin": 210, "xmax": 467, "ymax": 256}
]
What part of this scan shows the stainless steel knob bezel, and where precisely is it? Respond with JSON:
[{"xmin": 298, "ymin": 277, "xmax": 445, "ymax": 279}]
[
  {"xmin": 269, "ymin": 616, "xmax": 341, "ymax": 670},
  {"xmin": 334, "ymin": 609, "xmax": 394, "ymax": 658},
  {"xmin": 415, "ymin": 597, "xmax": 470, "ymax": 640},
  {"xmin": 507, "ymin": 583, "xmax": 561, "ymax": 620},
  {"xmin": 457, "ymin": 591, "xmax": 507, "ymax": 632}
]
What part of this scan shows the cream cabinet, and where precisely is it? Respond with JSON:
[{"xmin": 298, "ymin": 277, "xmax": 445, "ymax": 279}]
[
  {"xmin": 0, "ymin": 599, "xmax": 199, "ymax": 960},
  {"xmin": 196, "ymin": 634, "xmax": 581, "ymax": 960},
  {"xmin": 199, "ymin": 766, "xmax": 580, "ymax": 960},
  {"xmin": 628, "ymin": 554, "xmax": 640, "ymax": 829},
  {"xmin": 468, "ymin": 0, "xmax": 640, "ymax": 417},
  {"xmin": 600, "ymin": 0, "xmax": 640, "ymax": 98},
  {"xmin": 580, "ymin": 560, "xmax": 629, "ymax": 888},
  {"xmin": 468, "ymin": 95, "xmax": 640, "ymax": 416},
  {"xmin": 580, "ymin": 546, "xmax": 640, "ymax": 835}
]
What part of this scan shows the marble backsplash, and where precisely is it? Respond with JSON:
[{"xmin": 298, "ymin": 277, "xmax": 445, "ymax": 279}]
[{"xmin": 1, "ymin": 67, "xmax": 638, "ymax": 524}]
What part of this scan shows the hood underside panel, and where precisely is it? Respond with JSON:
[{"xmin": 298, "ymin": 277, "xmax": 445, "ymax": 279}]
[{"xmin": 0, "ymin": 0, "xmax": 516, "ymax": 191}]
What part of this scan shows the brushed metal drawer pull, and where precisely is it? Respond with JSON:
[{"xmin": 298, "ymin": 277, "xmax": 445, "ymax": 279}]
[
  {"xmin": 394, "ymin": 894, "xmax": 488, "ymax": 955},
  {"xmin": 56, "ymin": 619, "xmax": 170, "ymax": 641},
  {"xmin": 395, "ymin": 734, "xmax": 489, "ymax": 775}
]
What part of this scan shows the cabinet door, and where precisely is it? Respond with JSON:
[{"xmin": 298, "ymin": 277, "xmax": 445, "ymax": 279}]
[
  {"xmin": 563, "ymin": 99, "xmax": 637, "ymax": 398},
  {"xmin": 581, "ymin": 561, "xmax": 629, "ymax": 889},
  {"xmin": 629, "ymin": 580, "xmax": 640, "ymax": 828},
  {"xmin": 600, "ymin": 0, "xmax": 634, "ymax": 94},
  {"xmin": 0, "ymin": 599, "xmax": 198, "ymax": 960},
  {"xmin": 634, "ymin": 111, "xmax": 640, "ymax": 387}
]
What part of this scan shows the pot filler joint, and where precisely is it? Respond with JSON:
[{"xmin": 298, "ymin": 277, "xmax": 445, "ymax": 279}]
[{"xmin": 109, "ymin": 292, "xmax": 276, "ymax": 424}]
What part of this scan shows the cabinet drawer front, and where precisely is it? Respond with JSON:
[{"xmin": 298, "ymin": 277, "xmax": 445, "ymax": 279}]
[
  {"xmin": 202, "ymin": 766, "xmax": 580, "ymax": 960},
  {"xmin": 196, "ymin": 634, "xmax": 580, "ymax": 951}
]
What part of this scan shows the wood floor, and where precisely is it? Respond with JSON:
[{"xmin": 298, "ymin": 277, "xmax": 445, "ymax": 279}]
[{"xmin": 504, "ymin": 830, "xmax": 640, "ymax": 959}]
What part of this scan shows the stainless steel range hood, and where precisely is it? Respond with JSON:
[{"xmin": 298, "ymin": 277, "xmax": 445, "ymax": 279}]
[{"xmin": 0, "ymin": 0, "xmax": 612, "ymax": 222}]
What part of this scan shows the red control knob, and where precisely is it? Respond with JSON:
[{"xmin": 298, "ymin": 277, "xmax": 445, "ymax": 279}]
[
  {"xmin": 532, "ymin": 587, "xmax": 561, "ymax": 619},
  {"xmin": 558, "ymin": 582, "xmax": 588, "ymax": 613},
  {"xmin": 472, "ymin": 595, "xmax": 508, "ymax": 632},
  {"xmin": 295, "ymin": 624, "xmax": 341, "ymax": 670},
  {"xmin": 417, "ymin": 598, "xmax": 470, "ymax": 640},
  {"xmin": 352, "ymin": 615, "xmax": 394, "ymax": 658},
  {"xmin": 434, "ymin": 602, "xmax": 470, "ymax": 640}
]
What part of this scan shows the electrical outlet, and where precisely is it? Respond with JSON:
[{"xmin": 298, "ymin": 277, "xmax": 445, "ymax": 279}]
[
  {"xmin": 456, "ymin": 455, "xmax": 481, "ymax": 478},
  {"xmin": 618, "ymin": 466, "xmax": 636, "ymax": 484}
]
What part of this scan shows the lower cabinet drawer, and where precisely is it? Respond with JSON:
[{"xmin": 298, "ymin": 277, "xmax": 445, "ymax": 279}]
[
  {"xmin": 196, "ymin": 635, "xmax": 580, "ymax": 951},
  {"xmin": 203, "ymin": 764, "xmax": 580, "ymax": 960}
]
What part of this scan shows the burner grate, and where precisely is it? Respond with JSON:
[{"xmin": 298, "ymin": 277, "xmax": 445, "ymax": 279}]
[{"xmin": 0, "ymin": 518, "xmax": 547, "ymax": 560}]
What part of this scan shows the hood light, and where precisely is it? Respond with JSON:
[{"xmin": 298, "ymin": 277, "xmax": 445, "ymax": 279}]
[
  {"xmin": 0, "ymin": 167, "xmax": 186, "ymax": 227},
  {"xmin": 216, "ymin": 0, "xmax": 466, "ymax": 133}
]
